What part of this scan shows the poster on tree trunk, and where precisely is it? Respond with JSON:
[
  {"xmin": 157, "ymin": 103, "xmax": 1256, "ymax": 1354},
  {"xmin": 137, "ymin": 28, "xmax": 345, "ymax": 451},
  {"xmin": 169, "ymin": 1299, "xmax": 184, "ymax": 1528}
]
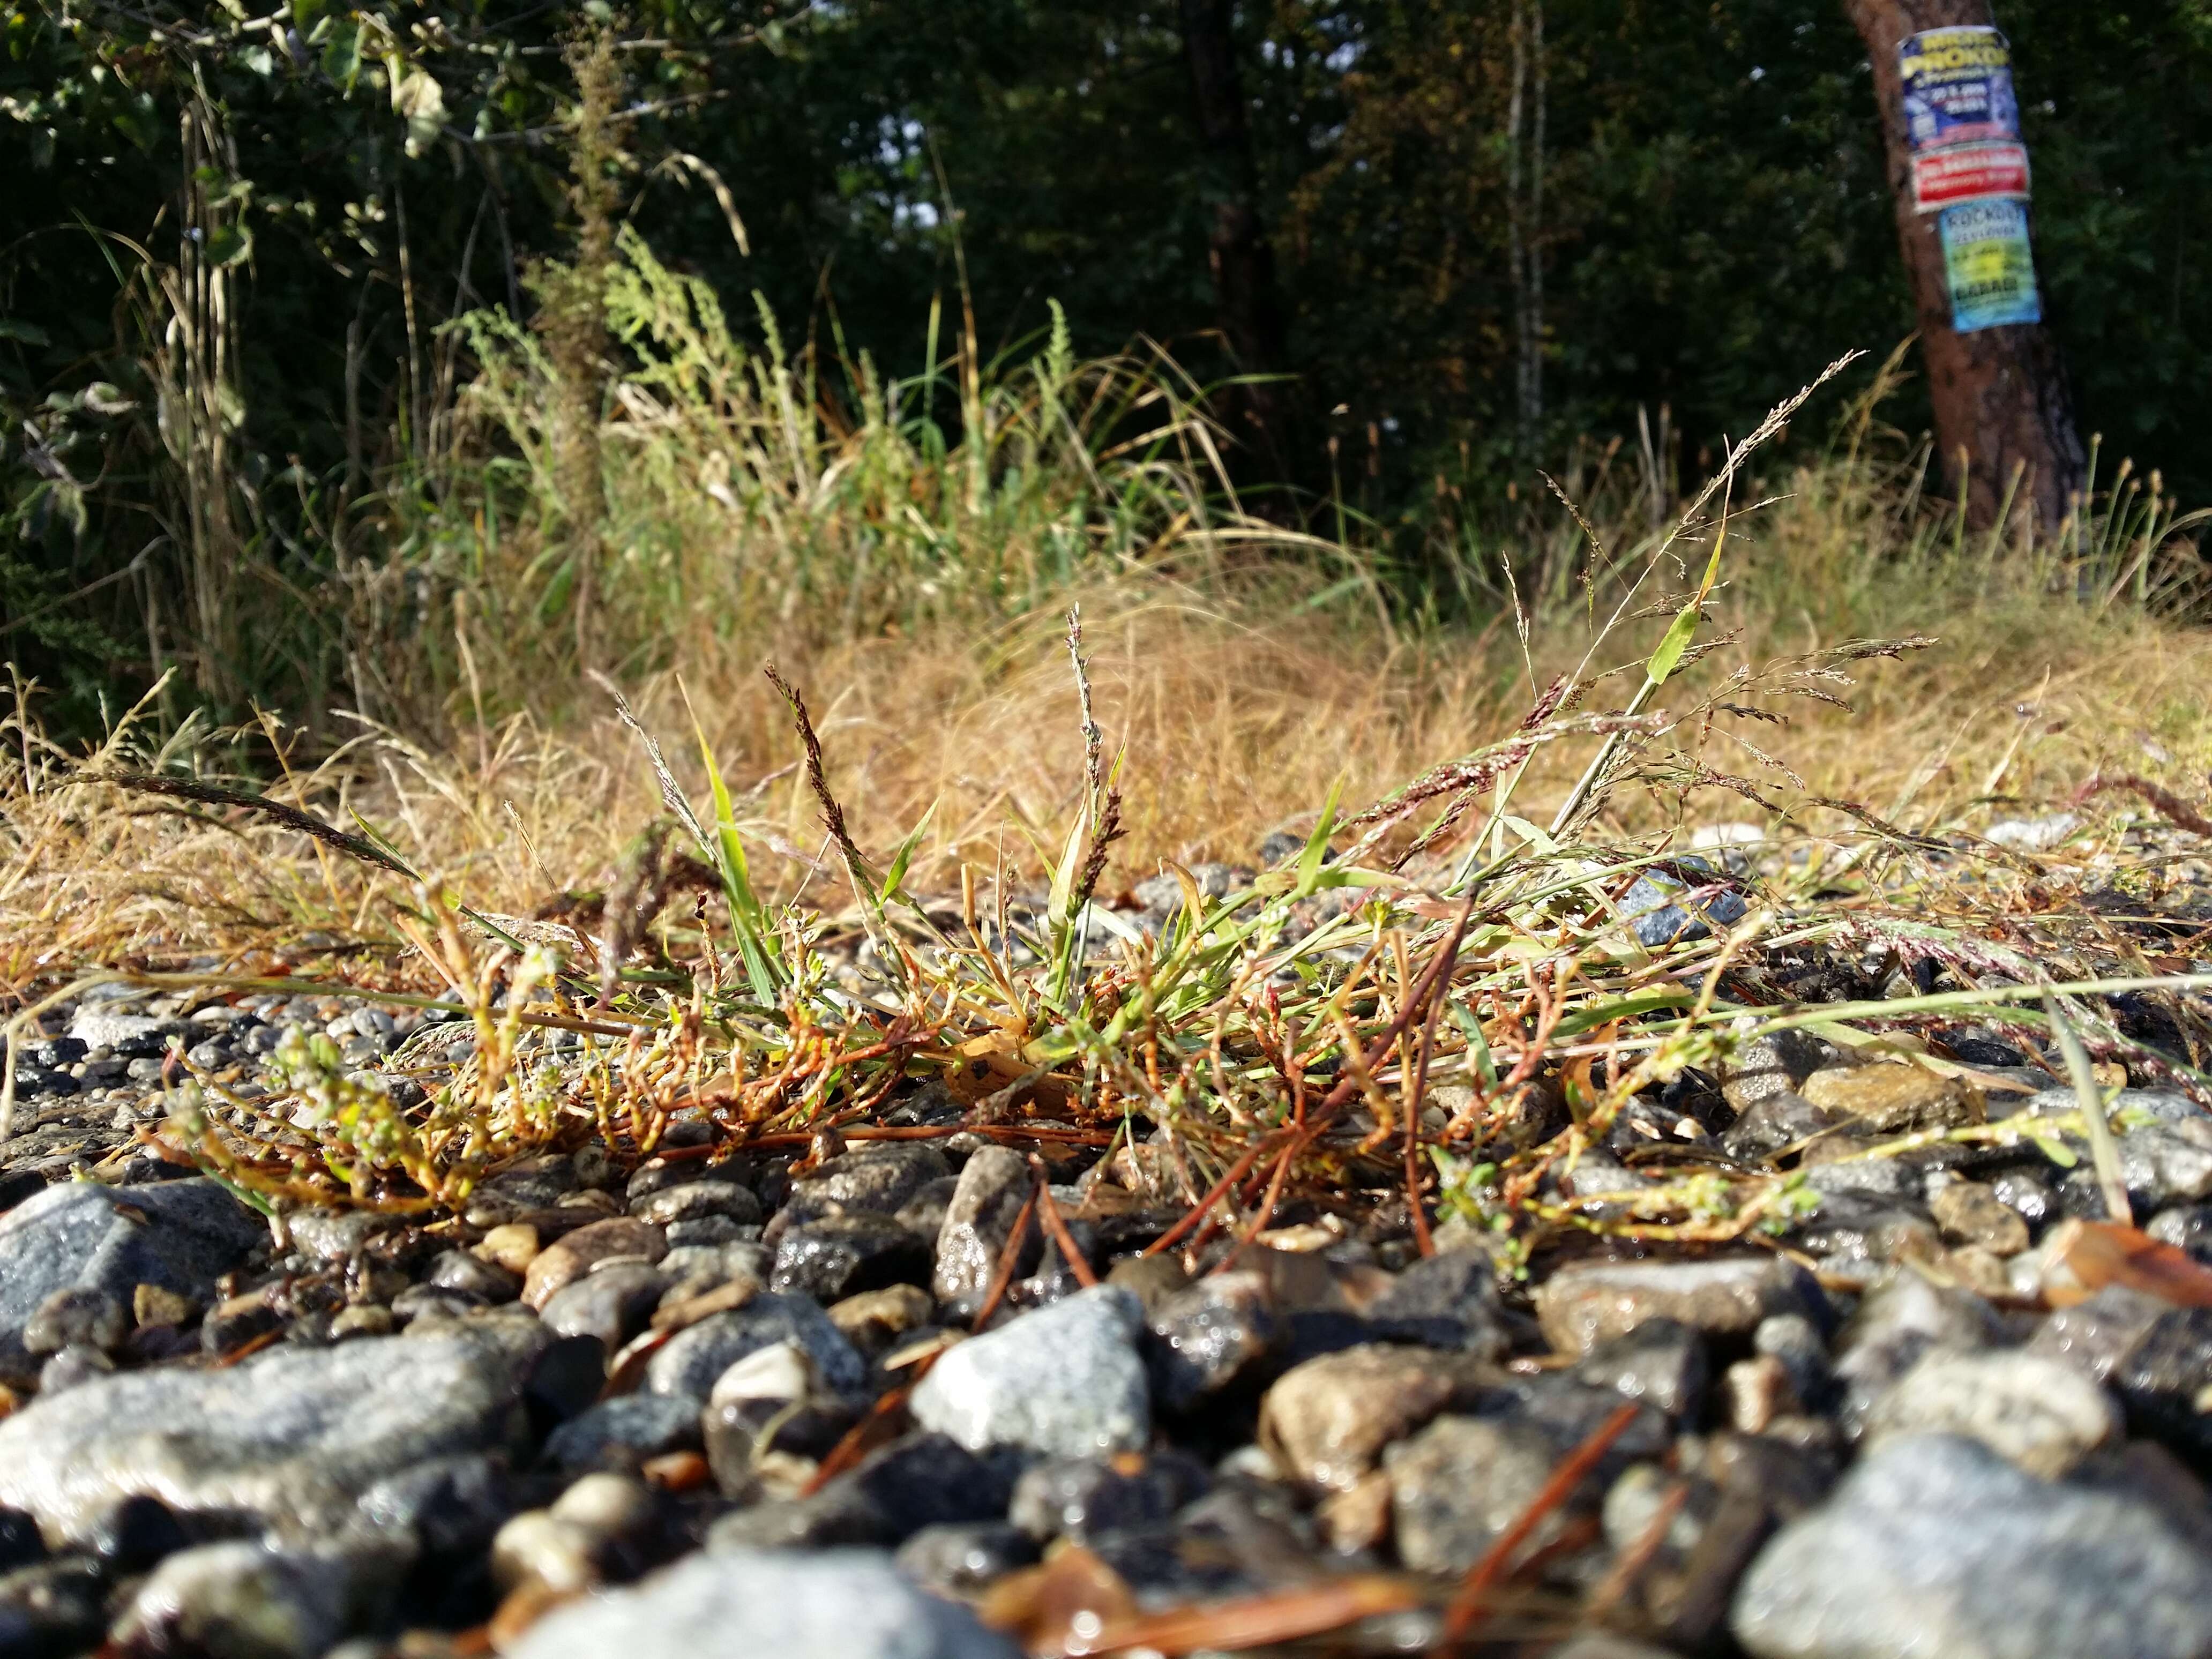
[
  {"xmin": 1939, "ymin": 199, "xmax": 2041, "ymax": 332},
  {"xmin": 1899, "ymin": 26, "xmax": 2020, "ymax": 151}
]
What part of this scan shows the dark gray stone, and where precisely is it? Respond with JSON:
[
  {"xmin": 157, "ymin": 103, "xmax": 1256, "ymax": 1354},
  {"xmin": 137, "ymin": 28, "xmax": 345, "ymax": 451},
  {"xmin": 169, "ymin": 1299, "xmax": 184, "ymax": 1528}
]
[
  {"xmin": 540, "ymin": 1264, "xmax": 669, "ymax": 1351},
  {"xmin": 632, "ymin": 1180, "xmax": 762, "ymax": 1228},
  {"xmin": 773, "ymin": 1213, "xmax": 932, "ymax": 1303},
  {"xmin": 425, "ymin": 1250, "xmax": 524, "ymax": 1302},
  {"xmin": 110, "ymin": 1538, "xmax": 398, "ymax": 1659},
  {"xmin": 1364, "ymin": 1247, "xmax": 1514, "ymax": 1358},
  {"xmin": 543, "ymin": 1394, "xmax": 702, "ymax": 1473},
  {"xmin": 0, "ymin": 1178, "xmax": 263, "ymax": 1382},
  {"xmin": 931, "ymin": 1147, "xmax": 1037, "ymax": 1321},
  {"xmin": 1731, "ymin": 1434, "xmax": 2212, "ymax": 1659},
  {"xmin": 1145, "ymin": 1268, "xmax": 1280, "ymax": 1412},
  {"xmin": 788, "ymin": 1145, "xmax": 953, "ymax": 1223},
  {"xmin": 1009, "ymin": 1449, "xmax": 1210, "ymax": 1543},
  {"xmin": 1387, "ymin": 1415, "xmax": 1591, "ymax": 1574},
  {"xmin": 644, "ymin": 1294, "xmax": 868, "ymax": 1403},
  {"xmin": 707, "ymin": 1432, "xmax": 1016, "ymax": 1552},
  {"xmin": 1573, "ymin": 1318, "xmax": 1709, "ymax": 1418}
]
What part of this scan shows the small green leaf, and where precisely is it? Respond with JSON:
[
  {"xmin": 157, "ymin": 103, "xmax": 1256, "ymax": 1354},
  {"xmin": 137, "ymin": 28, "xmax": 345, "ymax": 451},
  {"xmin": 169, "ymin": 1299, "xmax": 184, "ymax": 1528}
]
[
  {"xmin": 0, "ymin": 320, "xmax": 51, "ymax": 347},
  {"xmin": 1644, "ymin": 603, "xmax": 1700, "ymax": 687},
  {"xmin": 321, "ymin": 20, "xmax": 362, "ymax": 89},
  {"xmin": 880, "ymin": 799, "xmax": 938, "ymax": 901},
  {"xmin": 205, "ymin": 224, "xmax": 254, "ymax": 267}
]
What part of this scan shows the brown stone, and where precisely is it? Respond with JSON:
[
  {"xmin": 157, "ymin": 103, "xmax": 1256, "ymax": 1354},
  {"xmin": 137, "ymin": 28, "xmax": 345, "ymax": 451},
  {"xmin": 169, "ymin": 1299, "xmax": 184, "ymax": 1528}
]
[
  {"xmin": 522, "ymin": 1217, "xmax": 666, "ymax": 1310},
  {"xmin": 1799, "ymin": 1063, "xmax": 1975, "ymax": 1132},
  {"xmin": 1259, "ymin": 1344, "xmax": 1483, "ymax": 1492},
  {"xmin": 1930, "ymin": 1180, "xmax": 2030, "ymax": 1256}
]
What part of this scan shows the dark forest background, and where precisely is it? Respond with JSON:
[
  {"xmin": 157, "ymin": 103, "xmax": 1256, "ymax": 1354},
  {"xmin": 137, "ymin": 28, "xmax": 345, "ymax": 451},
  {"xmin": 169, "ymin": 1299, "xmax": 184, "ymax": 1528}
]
[{"xmin": 5, "ymin": 1, "xmax": 2210, "ymax": 723}]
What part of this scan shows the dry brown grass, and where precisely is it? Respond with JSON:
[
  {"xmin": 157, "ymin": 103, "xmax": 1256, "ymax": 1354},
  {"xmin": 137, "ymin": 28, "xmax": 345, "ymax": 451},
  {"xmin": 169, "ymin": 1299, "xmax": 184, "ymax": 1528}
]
[{"xmin": 9, "ymin": 484, "xmax": 2208, "ymax": 987}]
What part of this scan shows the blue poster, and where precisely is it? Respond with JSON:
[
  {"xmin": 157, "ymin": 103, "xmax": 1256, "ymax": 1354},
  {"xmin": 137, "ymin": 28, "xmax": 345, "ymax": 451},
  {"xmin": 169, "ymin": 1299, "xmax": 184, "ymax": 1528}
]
[
  {"xmin": 1900, "ymin": 26, "xmax": 2020, "ymax": 152},
  {"xmin": 1939, "ymin": 200, "xmax": 2042, "ymax": 332}
]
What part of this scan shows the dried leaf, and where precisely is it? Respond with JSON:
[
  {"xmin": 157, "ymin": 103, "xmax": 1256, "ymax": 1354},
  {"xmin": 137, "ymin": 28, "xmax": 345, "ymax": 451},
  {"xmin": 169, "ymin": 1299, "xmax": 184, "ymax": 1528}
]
[{"xmin": 2041, "ymin": 1218, "xmax": 2212, "ymax": 1309}]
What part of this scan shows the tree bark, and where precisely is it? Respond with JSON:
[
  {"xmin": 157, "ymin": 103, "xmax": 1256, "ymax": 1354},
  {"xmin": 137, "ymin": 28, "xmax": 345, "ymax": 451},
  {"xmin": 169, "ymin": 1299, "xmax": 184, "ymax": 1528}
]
[
  {"xmin": 1844, "ymin": 0, "xmax": 2086, "ymax": 532},
  {"xmin": 1177, "ymin": 0, "xmax": 1299, "ymax": 484}
]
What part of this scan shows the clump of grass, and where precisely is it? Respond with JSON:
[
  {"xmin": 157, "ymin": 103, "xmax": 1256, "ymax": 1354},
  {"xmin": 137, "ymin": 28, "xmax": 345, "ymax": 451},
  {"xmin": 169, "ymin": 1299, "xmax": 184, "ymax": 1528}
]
[{"xmin": 8, "ymin": 363, "xmax": 2209, "ymax": 1286}]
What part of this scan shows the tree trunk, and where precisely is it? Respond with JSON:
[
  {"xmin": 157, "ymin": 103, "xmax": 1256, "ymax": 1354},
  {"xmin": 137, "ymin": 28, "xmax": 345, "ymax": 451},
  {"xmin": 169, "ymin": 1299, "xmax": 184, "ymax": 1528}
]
[
  {"xmin": 1177, "ymin": 0, "xmax": 1299, "ymax": 484},
  {"xmin": 1844, "ymin": 0, "xmax": 2086, "ymax": 532}
]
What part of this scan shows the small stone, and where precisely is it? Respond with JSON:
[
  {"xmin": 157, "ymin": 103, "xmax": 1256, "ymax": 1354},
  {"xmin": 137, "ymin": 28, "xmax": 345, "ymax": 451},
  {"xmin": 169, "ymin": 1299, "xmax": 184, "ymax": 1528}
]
[
  {"xmin": 709, "ymin": 1338, "xmax": 821, "ymax": 1408},
  {"xmin": 491, "ymin": 1510, "xmax": 603, "ymax": 1594},
  {"xmin": 1363, "ymin": 1246, "xmax": 1514, "ymax": 1358},
  {"xmin": 1799, "ymin": 1063, "xmax": 1972, "ymax": 1131},
  {"xmin": 895, "ymin": 1522, "xmax": 1040, "ymax": 1600},
  {"xmin": 2146, "ymin": 1202, "xmax": 2212, "ymax": 1264},
  {"xmin": 541, "ymin": 1264, "xmax": 669, "ymax": 1351},
  {"xmin": 38, "ymin": 1342, "xmax": 115, "ymax": 1394},
  {"xmin": 1833, "ymin": 1274, "xmax": 2002, "ymax": 1429},
  {"xmin": 201, "ymin": 1290, "xmax": 285, "ymax": 1355},
  {"xmin": 1724, "ymin": 1355, "xmax": 1800, "ymax": 1434},
  {"xmin": 645, "ymin": 1294, "xmax": 868, "ymax": 1403},
  {"xmin": 544, "ymin": 1394, "xmax": 702, "ymax": 1474},
  {"xmin": 1146, "ymin": 1268, "xmax": 1281, "ymax": 1412},
  {"xmin": 1259, "ymin": 1344, "xmax": 1476, "ymax": 1492},
  {"xmin": 773, "ymin": 1213, "xmax": 932, "ymax": 1303},
  {"xmin": 1720, "ymin": 1030, "xmax": 1832, "ymax": 1113},
  {"xmin": 523, "ymin": 1217, "xmax": 667, "ymax": 1310},
  {"xmin": 2027, "ymin": 1285, "xmax": 2169, "ymax": 1380},
  {"xmin": 132, "ymin": 1285, "xmax": 196, "ymax": 1336},
  {"xmin": 287, "ymin": 1209, "xmax": 393, "ymax": 1265},
  {"xmin": 1753, "ymin": 1313, "xmax": 1833, "ymax": 1409},
  {"xmin": 1990, "ymin": 1167, "xmax": 2058, "ymax": 1229},
  {"xmin": 330, "ymin": 1305, "xmax": 393, "ymax": 1341},
  {"xmin": 932, "ymin": 1147, "xmax": 1038, "ymax": 1320},
  {"xmin": 1929, "ymin": 1179, "xmax": 2032, "ymax": 1254},
  {"xmin": 825, "ymin": 1284, "xmax": 935, "ymax": 1356},
  {"xmin": 427, "ymin": 1249, "xmax": 524, "ymax": 1302},
  {"xmin": 1722, "ymin": 1090, "xmax": 1845, "ymax": 1160},
  {"xmin": 2108, "ymin": 1307, "xmax": 2212, "ymax": 1462},
  {"xmin": 666, "ymin": 1215, "xmax": 755, "ymax": 1250},
  {"xmin": 1386, "ymin": 1415, "xmax": 1588, "ymax": 1574},
  {"xmin": 24, "ymin": 1287, "xmax": 129, "ymax": 1356},
  {"xmin": 1863, "ymin": 1349, "xmax": 2120, "ymax": 1477},
  {"xmin": 476, "ymin": 1222, "xmax": 543, "ymax": 1275},
  {"xmin": 706, "ymin": 1431, "xmax": 1013, "ymax": 1551},
  {"xmin": 789, "ymin": 1144, "xmax": 953, "ymax": 1222},
  {"xmin": 1008, "ymin": 1449, "xmax": 1210, "ymax": 1542},
  {"xmin": 506, "ymin": 1546, "xmax": 1021, "ymax": 1659},
  {"xmin": 1731, "ymin": 1433, "xmax": 2212, "ymax": 1659},
  {"xmin": 1535, "ymin": 1257, "xmax": 1824, "ymax": 1357},
  {"xmin": 110, "ymin": 1539, "xmax": 379, "ymax": 1659},
  {"xmin": 1317, "ymin": 1469, "xmax": 1394, "ymax": 1555},
  {"xmin": 909, "ymin": 1285, "xmax": 1149, "ymax": 1460},
  {"xmin": 633, "ymin": 1180, "xmax": 763, "ymax": 1228},
  {"xmin": 1620, "ymin": 865, "xmax": 1748, "ymax": 947},
  {"xmin": 1572, "ymin": 1318, "xmax": 1709, "ymax": 1418}
]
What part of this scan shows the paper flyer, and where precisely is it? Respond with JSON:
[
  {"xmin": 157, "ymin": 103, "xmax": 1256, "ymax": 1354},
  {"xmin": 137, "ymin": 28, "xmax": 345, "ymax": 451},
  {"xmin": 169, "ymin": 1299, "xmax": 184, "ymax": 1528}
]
[
  {"xmin": 1899, "ymin": 26, "xmax": 2020, "ymax": 151},
  {"xmin": 1939, "ymin": 199, "xmax": 2042, "ymax": 332},
  {"xmin": 1911, "ymin": 139, "xmax": 2031, "ymax": 212}
]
